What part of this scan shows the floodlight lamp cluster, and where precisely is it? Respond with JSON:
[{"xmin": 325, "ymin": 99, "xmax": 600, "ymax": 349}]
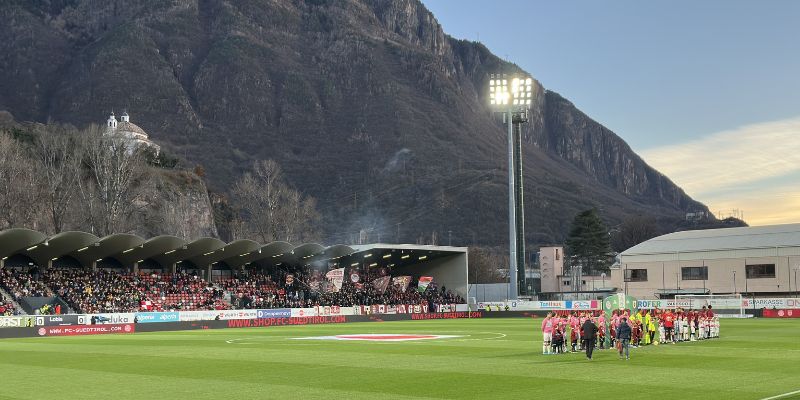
[{"xmin": 489, "ymin": 74, "xmax": 534, "ymax": 107}]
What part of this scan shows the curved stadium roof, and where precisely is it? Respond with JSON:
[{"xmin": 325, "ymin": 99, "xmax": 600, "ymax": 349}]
[
  {"xmin": 0, "ymin": 229, "xmax": 468, "ymax": 273},
  {"xmin": 0, "ymin": 229, "xmax": 363, "ymax": 270},
  {"xmin": 620, "ymin": 223, "xmax": 800, "ymax": 261}
]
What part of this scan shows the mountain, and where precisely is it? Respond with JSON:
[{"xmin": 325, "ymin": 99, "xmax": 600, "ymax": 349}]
[{"xmin": 0, "ymin": 0, "xmax": 708, "ymax": 247}]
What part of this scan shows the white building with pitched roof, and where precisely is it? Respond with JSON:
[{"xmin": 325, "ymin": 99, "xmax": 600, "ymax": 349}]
[{"xmin": 612, "ymin": 224, "xmax": 800, "ymax": 299}]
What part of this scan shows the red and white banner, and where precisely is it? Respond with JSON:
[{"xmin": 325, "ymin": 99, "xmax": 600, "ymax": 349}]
[
  {"xmin": 326, "ymin": 268, "xmax": 345, "ymax": 292},
  {"xmin": 37, "ymin": 323, "xmax": 135, "ymax": 337}
]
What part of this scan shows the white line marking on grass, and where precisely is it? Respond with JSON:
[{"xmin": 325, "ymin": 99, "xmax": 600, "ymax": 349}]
[
  {"xmin": 225, "ymin": 338, "xmax": 257, "ymax": 344},
  {"xmin": 759, "ymin": 389, "xmax": 800, "ymax": 400},
  {"xmin": 453, "ymin": 332, "xmax": 507, "ymax": 341}
]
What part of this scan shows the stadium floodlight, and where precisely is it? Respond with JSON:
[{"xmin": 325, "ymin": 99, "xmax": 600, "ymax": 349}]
[
  {"xmin": 489, "ymin": 74, "xmax": 533, "ymax": 109},
  {"xmin": 488, "ymin": 72, "xmax": 535, "ymax": 300},
  {"xmin": 77, "ymin": 246, "xmax": 89, "ymax": 252},
  {"xmin": 26, "ymin": 245, "xmax": 38, "ymax": 251},
  {"xmin": 164, "ymin": 249, "xmax": 176, "ymax": 255}
]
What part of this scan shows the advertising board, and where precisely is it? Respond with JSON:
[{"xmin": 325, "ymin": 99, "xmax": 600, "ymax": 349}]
[
  {"xmin": 90, "ymin": 313, "xmax": 135, "ymax": 324},
  {"xmin": 0, "ymin": 316, "xmax": 34, "ymax": 328},
  {"xmin": 257, "ymin": 309, "xmax": 291, "ymax": 319},
  {"xmin": 34, "ymin": 315, "xmax": 86, "ymax": 326},
  {"xmin": 178, "ymin": 310, "xmax": 220, "ymax": 321},
  {"xmin": 37, "ymin": 323, "xmax": 135, "ymax": 337},
  {"xmin": 135, "ymin": 312, "xmax": 179, "ymax": 323},
  {"xmin": 742, "ymin": 298, "xmax": 800, "ymax": 309},
  {"xmin": 215, "ymin": 309, "xmax": 258, "ymax": 320},
  {"xmin": 564, "ymin": 300, "xmax": 598, "ymax": 310},
  {"xmin": 762, "ymin": 309, "xmax": 800, "ymax": 318}
]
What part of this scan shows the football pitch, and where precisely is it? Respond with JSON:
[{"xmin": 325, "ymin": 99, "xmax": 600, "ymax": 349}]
[{"xmin": 0, "ymin": 318, "xmax": 798, "ymax": 400}]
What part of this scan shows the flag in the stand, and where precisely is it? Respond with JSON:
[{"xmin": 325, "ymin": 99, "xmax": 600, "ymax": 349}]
[
  {"xmin": 140, "ymin": 300, "xmax": 153, "ymax": 311},
  {"xmin": 326, "ymin": 268, "xmax": 345, "ymax": 292},
  {"xmin": 417, "ymin": 276, "xmax": 433, "ymax": 293},
  {"xmin": 392, "ymin": 276, "xmax": 412, "ymax": 293},
  {"xmin": 372, "ymin": 275, "xmax": 390, "ymax": 294},
  {"xmin": 350, "ymin": 271, "xmax": 360, "ymax": 283}
]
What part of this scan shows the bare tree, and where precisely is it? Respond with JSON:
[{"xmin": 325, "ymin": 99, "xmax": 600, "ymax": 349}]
[
  {"xmin": 0, "ymin": 133, "xmax": 42, "ymax": 230},
  {"xmin": 32, "ymin": 125, "xmax": 82, "ymax": 233},
  {"xmin": 76, "ymin": 125, "xmax": 149, "ymax": 235},
  {"xmin": 233, "ymin": 159, "xmax": 321, "ymax": 243}
]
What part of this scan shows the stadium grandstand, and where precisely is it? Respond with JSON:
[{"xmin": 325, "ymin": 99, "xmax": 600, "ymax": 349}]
[{"xmin": 0, "ymin": 229, "xmax": 466, "ymax": 315}]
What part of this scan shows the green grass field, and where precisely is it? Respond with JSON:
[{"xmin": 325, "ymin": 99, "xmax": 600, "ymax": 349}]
[{"xmin": 0, "ymin": 318, "xmax": 798, "ymax": 400}]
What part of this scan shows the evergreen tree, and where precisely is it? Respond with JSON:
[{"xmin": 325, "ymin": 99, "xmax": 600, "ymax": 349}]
[{"xmin": 565, "ymin": 208, "xmax": 612, "ymax": 274}]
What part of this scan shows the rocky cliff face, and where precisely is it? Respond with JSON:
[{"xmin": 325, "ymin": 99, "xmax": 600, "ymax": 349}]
[
  {"xmin": 538, "ymin": 91, "xmax": 695, "ymax": 210},
  {"xmin": 0, "ymin": 0, "xmax": 708, "ymax": 246}
]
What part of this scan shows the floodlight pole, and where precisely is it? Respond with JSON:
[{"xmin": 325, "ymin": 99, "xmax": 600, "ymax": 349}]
[
  {"xmin": 506, "ymin": 109, "xmax": 518, "ymax": 300},
  {"xmin": 489, "ymin": 73, "xmax": 531, "ymax": 300}
]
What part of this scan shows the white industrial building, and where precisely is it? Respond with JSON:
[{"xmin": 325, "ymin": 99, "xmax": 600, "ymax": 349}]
[{"xmin": 612, "ymin": 224, "xmax": 800, "ymax": 299}]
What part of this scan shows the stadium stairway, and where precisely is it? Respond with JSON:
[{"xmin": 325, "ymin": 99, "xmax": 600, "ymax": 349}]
[{"xmin": 0, "ymin": 286, "xmax": 27, "ymax": 315}]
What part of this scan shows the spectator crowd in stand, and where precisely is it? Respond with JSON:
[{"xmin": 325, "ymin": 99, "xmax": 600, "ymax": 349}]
[
  {"xmin": 0, "ymin": 267, "xmax": 51, "ymax": 301},
  {"xmin": 42, "ymin": 268, "xmax": 143, "ymax": 314},
  {"xmin": 1, "ymin": 265, "xmax": 464, "ymax": 314},
  {"xmin": 219, "ymin": 267, "xmax": 464, "ymax": 311}
]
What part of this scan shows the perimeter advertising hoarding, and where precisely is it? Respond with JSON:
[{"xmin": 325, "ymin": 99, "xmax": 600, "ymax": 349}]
[
  {"xmin": 762, "ymin": 309, "xmax": 800, "ymax": 318},
  {"xmin": 34, "ymin": 315, "xmax": 86, "ymax": 326},
  {"xmin": 564, "ymin": 300, "xmax": 598, "ymax": 310},
  {"xmin": 178, "ymin": 310, "xmax": 220, "ymax": 321},
  {"xmin": 0, "ymin": 316, "xmax": 34, "ymax": 328},
  {"xmin": 135, "ymin": 312, "xmax": 179, "ymax": 323},
  {"xmin": 37, "ymin": 323, "xmax": 135, "ymax": 337},
  {"xmin": 90, "ymin": 313, "xmax": 135, "ymax": 324},
  {"xmin": 256, "ymin": 309, "xmax": 291, "ymax": 319},
  {"xmin": 477, "ymin": 301, "xmax": 598, "ymax": 311},
  {"xmin": 214, "ymin": 309, "xmax": 258, "ymax": 320},
  {"xmin": 742, "ymin": 298, "xmax": 800, "ymax": 309}
]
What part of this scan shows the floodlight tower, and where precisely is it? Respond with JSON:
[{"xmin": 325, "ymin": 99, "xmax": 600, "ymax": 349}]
[{"xmin": 489, "ymin": 73, "xmax": 533, "ymax": 300}]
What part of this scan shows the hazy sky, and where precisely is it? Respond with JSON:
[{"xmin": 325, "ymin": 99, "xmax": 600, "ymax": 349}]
[{"xmin": 422, "ymin": 0, "xmax": 800, "ymax": 225}]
